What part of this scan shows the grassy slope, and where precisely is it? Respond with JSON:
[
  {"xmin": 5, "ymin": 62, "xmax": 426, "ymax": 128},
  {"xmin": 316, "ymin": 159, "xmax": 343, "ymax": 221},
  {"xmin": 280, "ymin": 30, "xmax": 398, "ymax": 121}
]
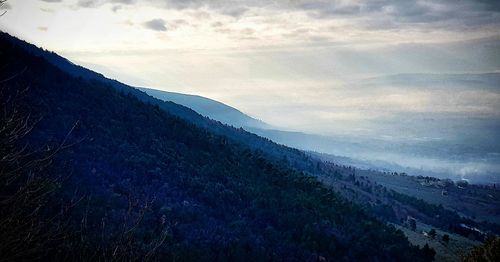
[
  {"xmin": 393, "ymin": 222, "xmax": 480, "ymax": 262},
  {"xmin": 358, "ymin": 170, "xmax": 500, "ymax": 224}
]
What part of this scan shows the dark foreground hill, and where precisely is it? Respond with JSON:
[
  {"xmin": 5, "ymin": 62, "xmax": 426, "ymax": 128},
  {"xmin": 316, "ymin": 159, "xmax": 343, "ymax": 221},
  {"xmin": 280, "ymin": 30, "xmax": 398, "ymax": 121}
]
[{"xmin": 0, "ymin": 35, "xmax": 434, "ymax": 261}]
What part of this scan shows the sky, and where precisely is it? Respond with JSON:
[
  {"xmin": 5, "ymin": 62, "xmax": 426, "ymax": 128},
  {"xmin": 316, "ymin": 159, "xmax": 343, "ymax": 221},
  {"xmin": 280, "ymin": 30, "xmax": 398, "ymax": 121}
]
[{"xmin": 1, "ymin": 0, "xmax": 500, "ymax": 181}]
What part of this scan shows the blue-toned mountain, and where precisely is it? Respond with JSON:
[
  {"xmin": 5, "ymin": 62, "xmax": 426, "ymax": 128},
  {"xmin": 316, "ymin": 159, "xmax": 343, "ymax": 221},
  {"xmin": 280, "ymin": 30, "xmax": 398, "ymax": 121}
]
[
  {"xmin": 139, "ymin": 87, "xmax": 269, "ymax": 129},
  {"xmin": 0, "ymin": 32, "xmax": 434, "ymax": 261}
]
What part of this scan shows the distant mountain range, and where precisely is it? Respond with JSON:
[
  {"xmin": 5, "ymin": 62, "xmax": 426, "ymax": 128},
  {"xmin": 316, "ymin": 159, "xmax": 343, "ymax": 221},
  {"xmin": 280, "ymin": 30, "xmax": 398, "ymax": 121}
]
[{"xmin": 362, "ymin": 72, "xmax": 500, "ymax": 89}]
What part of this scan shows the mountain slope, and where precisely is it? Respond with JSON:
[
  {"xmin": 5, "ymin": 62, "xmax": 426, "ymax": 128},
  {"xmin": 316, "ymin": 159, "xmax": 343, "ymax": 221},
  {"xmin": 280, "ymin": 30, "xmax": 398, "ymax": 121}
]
[
  {"xmin": 4, "ymin": 32, "xmax": 495, "ymax": 237},
  {"xmin": 0, "ymin": 32, "xmax": 267, "ymax": 130},
  {"xmin": 139, "ymin": 87, "xmax": 269, "ymax": 129},
  {"xmin": 0, "ymin": 32, "xmax": 319, "ymax": 172},
  {"xmin": 0, "ymin": 33, "xmax": 432, "ymax": 261}
]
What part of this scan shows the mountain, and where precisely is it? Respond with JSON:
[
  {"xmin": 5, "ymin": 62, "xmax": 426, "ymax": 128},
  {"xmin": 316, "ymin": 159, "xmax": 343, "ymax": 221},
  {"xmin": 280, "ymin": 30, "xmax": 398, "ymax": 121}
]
[
  {"xmin": 139, "ymin": 88, "xmax": 269, "ymax": 129},
  {"xmin": 1, "ymin": 32, "xmax": 325, "ymax": 173},
  {"xmin": 361, "ymin": 72, "xmax": 500, "ymax": 89},
  {"xmin": 5, "ymin": 32, "xmax": 499, "ymax": 261},
  {"xmin": 0, "ymin": 32, "xmax": 267, "ymax": 130},
  {"xmin": 0, "ymin": 33, "xmax": 309, "ymax": 167},
  {"xmin": 0, "ymin": 33, "xmax": 437, "ymax": 261}
]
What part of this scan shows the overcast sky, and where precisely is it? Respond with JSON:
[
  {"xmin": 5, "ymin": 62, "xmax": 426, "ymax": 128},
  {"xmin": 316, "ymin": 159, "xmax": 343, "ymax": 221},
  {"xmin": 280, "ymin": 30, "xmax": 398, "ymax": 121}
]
[{"xmin": 1, "ymin": 0, "xmax": 500, "ymax": 138}]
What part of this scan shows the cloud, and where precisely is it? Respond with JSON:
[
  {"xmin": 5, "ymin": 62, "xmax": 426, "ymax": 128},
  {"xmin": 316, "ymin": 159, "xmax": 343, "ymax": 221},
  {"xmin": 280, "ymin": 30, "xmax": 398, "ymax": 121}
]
[
  {"xmin": 40, "ymin": 0, "xmax": 63, "ymax": 2},
  {"xmin": 144, "ymin": 18, "xmax": 167, "ymax": 31},
  {"xmin": 240, "ymin": 28, "xmax": 255, "ymax": 35},
  {"xmin": 45, "ymin": 0, "xmax": 500, "ymax": 32},
  {"xmin": 282, "ymin": 28, "xmax": 312, "ymax": 39},
  {"xmin": 299, "ymin": 2, "xmax": 361, "ymax": 16},
  {"xmin": 111, "ymin": 5, "xmax": 122, "ymax": 12},
  {"xmin": 221, "ymin": 7, "xmax": 248, "ymax": 18},
  {"xmin": 75, "ymin": 0, "xmax": 134, "ymax": 8},
  {"xmin": 296, "ymin": 0, "xmax": 500, "ymax": 30},
  {"xmin": 37, "ymin": 26, "xmax": 49, "ymax": 32},
  {"xmin": 40, "ymin": 7, "xmax": 55, "ymax": 12},
  {"xmin": 77, "ymin": 0, "xmax": 98, "ymax": 8},
  {"xmin": 211, "ymin": 21, "xmax": 223, "ymax": 27},
  {"xmin": 214, "ymin": 28, "xmax": 232, "ymax": 34},
  {"xmin": 169, "ymin": 19, "xmax": 189, "ymax": 29},
  {"xmin": 122, "ymin": 19, "xmax": 134, "ymax": 26},
  {"xmin": 189, "ymin": 10, "xmax": 211, "ymax": 20},
  {"xmin": 110, "ymin": 0, "xmax": 135, "ymax": 4},
  {"xmin": 142, "ymin": 18, "xmax": 187, "ymax": 31}
]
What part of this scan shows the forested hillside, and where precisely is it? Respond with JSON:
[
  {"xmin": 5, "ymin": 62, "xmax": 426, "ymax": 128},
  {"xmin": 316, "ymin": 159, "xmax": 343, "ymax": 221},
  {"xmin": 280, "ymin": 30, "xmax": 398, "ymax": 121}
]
[
  {"xmin": 0, "ymin": 34, "xmax": 434, "ymax": 261},
  {"xmin": 0, "ymin": 32, "xmax": 319, "ymax": 175}
]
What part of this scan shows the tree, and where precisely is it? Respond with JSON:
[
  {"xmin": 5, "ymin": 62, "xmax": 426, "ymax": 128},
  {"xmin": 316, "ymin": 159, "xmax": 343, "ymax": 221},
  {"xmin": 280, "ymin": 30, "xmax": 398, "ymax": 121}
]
[
  {"xmin": 0, "ymin": 23, "xmax": 77, "ymax": 259},
  {"xmin": 462, "ymin": 236, "xmax": 500, "ymax": 262},
  {"xmin": 408, "ymin": 217, "xmax": 417, "ymax": 231},
  {"xmin": 0, "ymin": 3, "xmax": 66, "ymax": 259},
  {"xmin": 456, "ymin": 180, "xmax": 469, "ymax": 188},
  {"xmin": 0, "ymin": 73, "xmax": 63, "ymax": 260},
  {"xmin": 428, "ymin": 229, "xmax": 437, "ymax": 239},
  {"xmin": 421, "ymin": 244, "xmax": 436, "ymax": 261},
  {"xmin": 442, "ymin": 234, "xmax": 450, "ymax": 244}
]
